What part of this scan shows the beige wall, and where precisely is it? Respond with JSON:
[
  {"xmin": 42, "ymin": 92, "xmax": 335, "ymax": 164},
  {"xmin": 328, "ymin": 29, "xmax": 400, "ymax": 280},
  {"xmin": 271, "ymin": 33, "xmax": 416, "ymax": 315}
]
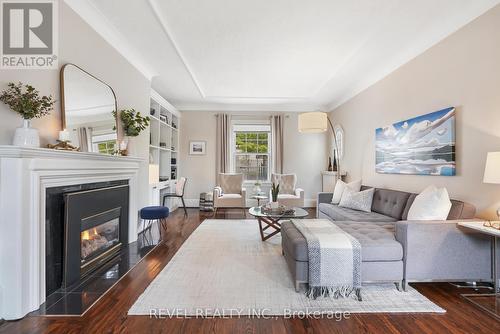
[
  {"xmin": 0, "ymin": 3, "xmax": 151, "ymax": 208},
  {"xmin": 329, "ymin": 5, "xmax": 500, "ymax": 219},
  {"xmin": 180, "ymin": 111, "xmax": 327, "ymax": 206}
]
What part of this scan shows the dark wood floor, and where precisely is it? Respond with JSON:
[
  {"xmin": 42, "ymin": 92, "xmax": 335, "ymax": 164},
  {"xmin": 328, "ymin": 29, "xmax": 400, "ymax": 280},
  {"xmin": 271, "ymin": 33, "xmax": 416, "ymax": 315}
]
[{"xmin": 1, "ymin": 208, "xmax": 499, "ymax": 334}]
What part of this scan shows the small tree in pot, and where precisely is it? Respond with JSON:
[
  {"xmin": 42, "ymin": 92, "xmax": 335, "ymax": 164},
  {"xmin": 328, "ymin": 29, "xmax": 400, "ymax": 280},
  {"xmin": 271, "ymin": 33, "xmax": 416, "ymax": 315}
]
[{"xmin": 0, "ymin": 82, "xmax": 55, "ymax": 147}]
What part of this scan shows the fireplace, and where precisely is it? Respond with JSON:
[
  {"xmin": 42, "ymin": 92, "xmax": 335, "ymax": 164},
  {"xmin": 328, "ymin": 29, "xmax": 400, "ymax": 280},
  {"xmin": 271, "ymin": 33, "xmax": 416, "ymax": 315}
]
[
  {"xmin": 45, "ymin": 181, "xmax": 129, "ymax": 295},
  {"xmin": 63, "ymin": 185, "xmax": 129, "ymax": 288},
  {"xmin": 80, "ymin": 208, "xmax": 121, "ymax": 275}
]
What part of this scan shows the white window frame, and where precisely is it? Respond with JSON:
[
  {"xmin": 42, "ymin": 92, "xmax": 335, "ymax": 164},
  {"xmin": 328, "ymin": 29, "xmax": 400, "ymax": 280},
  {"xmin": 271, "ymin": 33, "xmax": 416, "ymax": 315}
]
[{"xmin": 230, "ymin": 120, "xmax": 272, "ymax": 183}]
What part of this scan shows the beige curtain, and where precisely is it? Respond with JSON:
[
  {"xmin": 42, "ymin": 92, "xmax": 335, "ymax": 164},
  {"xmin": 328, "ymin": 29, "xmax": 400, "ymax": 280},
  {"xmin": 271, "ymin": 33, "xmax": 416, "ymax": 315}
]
[
  {"xmin": 271, "ymin": 115, "xmax": 284, "ymax": 174},
  {"xmin": 215, "ymin": 113, "xmax": 231, "ymax": 182}
]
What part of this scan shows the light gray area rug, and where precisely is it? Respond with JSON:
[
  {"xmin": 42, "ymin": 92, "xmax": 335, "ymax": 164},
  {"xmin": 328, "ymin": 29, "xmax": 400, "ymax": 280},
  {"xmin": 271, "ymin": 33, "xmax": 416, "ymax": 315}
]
[{"xmin": 129, "ymin": 219, "xmax": 445, "ymax": 316}]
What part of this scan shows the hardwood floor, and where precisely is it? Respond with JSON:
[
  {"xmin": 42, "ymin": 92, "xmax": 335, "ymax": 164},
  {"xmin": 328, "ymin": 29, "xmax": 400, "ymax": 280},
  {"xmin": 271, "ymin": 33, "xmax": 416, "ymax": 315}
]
[{"xmin": 1, "ymin": 208, "xmax": 499, "ymax": 334}]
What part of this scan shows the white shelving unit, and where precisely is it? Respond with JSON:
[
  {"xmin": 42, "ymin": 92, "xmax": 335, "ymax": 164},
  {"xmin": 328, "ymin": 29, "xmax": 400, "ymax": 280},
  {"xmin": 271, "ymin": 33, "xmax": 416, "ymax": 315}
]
[{"xmin": 149, "ymin": 90, "xmax": 180, "ymax": 209}]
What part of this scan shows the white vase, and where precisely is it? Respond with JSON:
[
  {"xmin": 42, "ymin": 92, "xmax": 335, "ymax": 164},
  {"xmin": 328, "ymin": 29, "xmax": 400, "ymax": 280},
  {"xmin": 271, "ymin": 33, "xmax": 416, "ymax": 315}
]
[
  {"xmin": 13, "ymin": 119, "xmax": 40, "ymax": 148},
  {"xmin": 270, "ymin": 201, "xmax": 279, "ymax": 209}
]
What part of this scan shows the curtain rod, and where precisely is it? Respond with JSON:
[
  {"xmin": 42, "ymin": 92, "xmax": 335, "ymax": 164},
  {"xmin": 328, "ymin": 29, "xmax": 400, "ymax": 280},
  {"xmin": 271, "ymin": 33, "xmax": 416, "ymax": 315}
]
[{"xmin": 214, "ymin": 114, "xmax": 290, "ymax": 118}]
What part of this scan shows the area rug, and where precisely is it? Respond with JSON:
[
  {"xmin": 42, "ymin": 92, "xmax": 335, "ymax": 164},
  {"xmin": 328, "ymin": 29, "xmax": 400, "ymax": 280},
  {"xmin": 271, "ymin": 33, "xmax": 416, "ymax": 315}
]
[{"xmin": 128, "ymin": 219, "xmax": 445, "ymax": 316}]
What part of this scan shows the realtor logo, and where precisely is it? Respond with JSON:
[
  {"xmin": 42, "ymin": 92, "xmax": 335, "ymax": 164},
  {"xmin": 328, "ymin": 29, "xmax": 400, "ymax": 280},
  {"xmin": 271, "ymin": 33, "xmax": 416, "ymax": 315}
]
[{"xmin": 1, "ymin": 0, "xmax": 58, "ymax": 69}]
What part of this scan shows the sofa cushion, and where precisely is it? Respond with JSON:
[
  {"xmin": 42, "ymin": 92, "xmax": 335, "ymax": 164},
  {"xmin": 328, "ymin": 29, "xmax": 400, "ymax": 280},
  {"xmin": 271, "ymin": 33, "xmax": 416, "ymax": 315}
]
[
  {"xmin": 370, "ymin": 188, "xmax": 411, "ymax": 220},
  {"xmin": 318, "ymin": 203, "xmax": 397, "ymax": 222},
  {"xmin": 339, "ymin": 187, "xmax": 374, "ymax": 213},
  {"xmin": 281, "ymin": 220, "xmax": 403, "ymax": 262},
  {"xmin": 402, "ymin": 194, "xmax": 476, "ymax": 220}
]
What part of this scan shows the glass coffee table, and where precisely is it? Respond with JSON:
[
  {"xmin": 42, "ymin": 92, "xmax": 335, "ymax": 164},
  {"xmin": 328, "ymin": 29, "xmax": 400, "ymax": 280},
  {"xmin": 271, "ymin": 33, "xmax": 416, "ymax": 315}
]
[{"xmin": 248, "ymin": 206, "xmax": 309, "ymax": 241}]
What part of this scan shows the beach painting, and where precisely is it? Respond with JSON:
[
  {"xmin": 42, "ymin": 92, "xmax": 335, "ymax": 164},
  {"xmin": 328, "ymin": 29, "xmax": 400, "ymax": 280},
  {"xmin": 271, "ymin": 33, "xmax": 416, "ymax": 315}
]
[{"xmin": 375, "ymin": 107, "xmax": 456, "ymax": 176}]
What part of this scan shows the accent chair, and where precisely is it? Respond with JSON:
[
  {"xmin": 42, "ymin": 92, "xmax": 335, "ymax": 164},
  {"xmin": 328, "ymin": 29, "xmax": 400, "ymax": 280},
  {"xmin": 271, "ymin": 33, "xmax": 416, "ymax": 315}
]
[
  {"xmin": 270, "ymin": 173, "xmax": 305, "ymax": 207},
  {"xmin": 214, "ymin": 173, "xmax": 246, "ymax": 213}
]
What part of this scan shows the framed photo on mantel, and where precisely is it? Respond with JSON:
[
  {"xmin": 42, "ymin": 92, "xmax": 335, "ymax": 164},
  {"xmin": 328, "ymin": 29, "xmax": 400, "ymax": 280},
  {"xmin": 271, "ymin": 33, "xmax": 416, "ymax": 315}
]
[{"xmin": 189, "ymin": 141, "xmax": 206, "ymax": 155}]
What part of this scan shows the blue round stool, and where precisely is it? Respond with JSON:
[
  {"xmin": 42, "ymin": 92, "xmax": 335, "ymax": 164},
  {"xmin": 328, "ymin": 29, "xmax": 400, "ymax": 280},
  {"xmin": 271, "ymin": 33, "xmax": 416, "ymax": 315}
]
[{"xmin": 140, "ymin": 206, "xmax": 170, "ymax": 238}]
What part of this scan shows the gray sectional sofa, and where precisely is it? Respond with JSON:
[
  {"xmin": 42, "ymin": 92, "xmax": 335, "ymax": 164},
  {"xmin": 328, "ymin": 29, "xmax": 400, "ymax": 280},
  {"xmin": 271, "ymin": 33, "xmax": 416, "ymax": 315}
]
[{"xmin": 281, "ymin": 186, "xmax": 492, "ymax": 292}]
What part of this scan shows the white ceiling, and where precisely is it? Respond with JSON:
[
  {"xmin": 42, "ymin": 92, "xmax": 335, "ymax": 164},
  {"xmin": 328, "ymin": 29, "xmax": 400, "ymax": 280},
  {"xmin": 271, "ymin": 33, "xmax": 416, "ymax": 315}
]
[{"xmin": 66, "ymin": 0, "xmax": 500, "ymax": 111}]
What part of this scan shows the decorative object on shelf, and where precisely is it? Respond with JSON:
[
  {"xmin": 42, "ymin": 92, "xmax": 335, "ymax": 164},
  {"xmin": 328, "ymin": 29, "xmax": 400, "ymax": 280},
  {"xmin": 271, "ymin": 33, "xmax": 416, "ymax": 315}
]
[
  {"xmin": 171, "ymin": 158, "xmax": 177, "ymax": 165},
  {"xmin": 150, "ymin": 107, "xmax": 156, "ymax": 116},
  {"xmin": 332, "ymin": 150, "xmax": 338, "ymax": 172},
  {"xmin": 114, "ymin": 109, "xmax": 150, "ymax": 156},
  {"xmin": 327, "ymin": 157, "xmax": 333, "ymax": 171},
  {"xmin": 298, "ymin": 112, "xmax": 341, "ymax": 180},
  {"xmin": 376, "ymin": 107, "xmax": 456, "ymax": 176},
  {"xmin": 47, "ymin": 140, "xmax": 80, "ymax": 151},
  {"xmin": 159, "ymin": 142, "xmax": 167, "ymax": 148},
  {"xmin": 270, "ymin": 182, "xmax": 280, "ymax": 209},
  {"xmin": 0, "ymin": 82, "xmax": 55, "ymax": 147},
  {"xmin": 160, "ymin": 115, "xmax": 167, "ymax": 123},
  {"xmin": 483, "ymin": 151, "xmax": 500, "ymax": 222},
  {"xmin": 189, "ymin": 141, "xmax": 206, "ymax": 155}
]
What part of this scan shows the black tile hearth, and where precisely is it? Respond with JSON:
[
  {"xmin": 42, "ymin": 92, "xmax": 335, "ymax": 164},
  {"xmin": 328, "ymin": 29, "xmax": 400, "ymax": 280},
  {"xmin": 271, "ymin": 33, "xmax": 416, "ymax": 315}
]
[{"xmin": 32, "ymin": 222, "xmax": 162, "ymax": 316}]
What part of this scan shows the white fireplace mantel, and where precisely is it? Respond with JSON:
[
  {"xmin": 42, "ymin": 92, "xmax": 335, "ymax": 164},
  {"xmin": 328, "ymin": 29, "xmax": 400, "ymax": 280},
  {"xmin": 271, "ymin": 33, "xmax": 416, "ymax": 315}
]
[{"xmin": 0, "ymin": 146, "xmax": 145, "ymax": 320}]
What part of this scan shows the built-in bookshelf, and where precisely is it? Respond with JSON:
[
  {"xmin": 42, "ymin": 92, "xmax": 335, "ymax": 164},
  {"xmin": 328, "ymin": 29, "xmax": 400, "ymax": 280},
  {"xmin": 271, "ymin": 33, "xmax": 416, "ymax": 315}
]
[{"xmin": 148, "ymin": 90, "xmax": 180, "ymax": 208}]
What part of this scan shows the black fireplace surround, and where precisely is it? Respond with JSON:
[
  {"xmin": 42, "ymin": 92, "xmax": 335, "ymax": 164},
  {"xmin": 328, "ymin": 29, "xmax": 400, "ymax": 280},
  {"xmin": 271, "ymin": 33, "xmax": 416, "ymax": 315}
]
[{"xmin": 45, "ymin": 181, "xmax": 129, "ymax": 296}]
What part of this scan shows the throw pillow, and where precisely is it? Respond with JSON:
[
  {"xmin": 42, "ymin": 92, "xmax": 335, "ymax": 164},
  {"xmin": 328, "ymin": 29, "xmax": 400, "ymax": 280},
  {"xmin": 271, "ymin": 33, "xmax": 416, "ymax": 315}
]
[
  {"xmin": 339, "ymin": 187, "xmax": 374, "ymax": 213},
  {"xmin": 331, "ymin": 179, "xmax": 362, "ymax": 204},
  {"xmin": 407, "ymin": 185, "xmax": 452, "ymax": 220},
  {"xmin": 271, "ymin": 173, "xmax": 296, "ymax": 195}
]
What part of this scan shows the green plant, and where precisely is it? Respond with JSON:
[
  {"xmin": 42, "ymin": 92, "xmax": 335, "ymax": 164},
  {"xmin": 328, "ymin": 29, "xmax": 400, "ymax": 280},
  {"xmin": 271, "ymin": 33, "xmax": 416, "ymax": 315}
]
[
  {"xmin": 0, "ymin": 82, "xmax": 55, "ymax": 119},
  {"xmin": 114, "ymin": 109, "xmax": 150, "ymax": 137},
  {"xmin": 271, "ymin": 182, "xmax": 280, "ymax": 202}
]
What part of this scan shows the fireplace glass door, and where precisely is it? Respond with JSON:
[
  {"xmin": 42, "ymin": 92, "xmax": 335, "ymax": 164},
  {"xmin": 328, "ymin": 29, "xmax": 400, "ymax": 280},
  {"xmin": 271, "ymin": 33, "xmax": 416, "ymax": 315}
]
[{"xmin": 81, "ymin": 218, "xmax": 120, "ymax": 264}]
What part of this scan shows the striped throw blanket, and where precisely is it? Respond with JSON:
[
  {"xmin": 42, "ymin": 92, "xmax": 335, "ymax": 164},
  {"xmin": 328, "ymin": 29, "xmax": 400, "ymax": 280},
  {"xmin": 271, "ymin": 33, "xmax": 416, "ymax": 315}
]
[{"xmin": 292, "ymin": 219, "xmax": 362, "ymax": 301}]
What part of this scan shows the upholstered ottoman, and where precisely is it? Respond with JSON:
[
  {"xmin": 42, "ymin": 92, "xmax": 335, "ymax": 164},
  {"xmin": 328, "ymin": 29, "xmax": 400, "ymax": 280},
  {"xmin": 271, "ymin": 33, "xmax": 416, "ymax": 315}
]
[{"xmin": 281, "ymin": 220, "xmax": 404, "ymax": 292}]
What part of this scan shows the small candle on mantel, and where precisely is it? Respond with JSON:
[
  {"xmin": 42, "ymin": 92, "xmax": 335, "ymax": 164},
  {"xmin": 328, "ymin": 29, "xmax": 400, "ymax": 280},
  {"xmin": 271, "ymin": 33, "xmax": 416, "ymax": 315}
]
[{"xmin": 58, "ymin": 129, "xmax": 70, "ymax": 142}]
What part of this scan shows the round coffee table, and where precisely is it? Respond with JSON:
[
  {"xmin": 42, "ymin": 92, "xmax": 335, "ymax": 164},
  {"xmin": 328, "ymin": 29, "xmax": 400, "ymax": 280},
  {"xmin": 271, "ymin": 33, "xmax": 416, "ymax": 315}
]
[{"xmin": 248, "ymin": 206, "xmax": 308, "ymax": 241}]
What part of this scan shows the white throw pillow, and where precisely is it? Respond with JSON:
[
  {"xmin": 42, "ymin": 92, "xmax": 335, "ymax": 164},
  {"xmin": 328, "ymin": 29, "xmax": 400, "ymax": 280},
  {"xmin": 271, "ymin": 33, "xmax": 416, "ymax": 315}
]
[
  {"xmin": 331, "ymin": 180, "xmax": 362, "ymax": 204},
  {"xmin": 407, "ymin": 185, "xmax": 452, "ymax": 221},
  {"xmin": 339, "ymin": 187, "xmax": 374, "ymax": 213}
]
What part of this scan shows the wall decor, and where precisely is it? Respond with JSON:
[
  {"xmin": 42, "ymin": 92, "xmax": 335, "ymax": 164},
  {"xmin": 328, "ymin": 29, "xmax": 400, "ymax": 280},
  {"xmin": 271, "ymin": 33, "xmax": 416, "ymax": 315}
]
[
  {"xmin": 189, "ymin": 141, "xmax": 206, "ymax": 155},
  {"xmin": 375, "ymin": 107, "xmax": 456, "ymax": 176}
]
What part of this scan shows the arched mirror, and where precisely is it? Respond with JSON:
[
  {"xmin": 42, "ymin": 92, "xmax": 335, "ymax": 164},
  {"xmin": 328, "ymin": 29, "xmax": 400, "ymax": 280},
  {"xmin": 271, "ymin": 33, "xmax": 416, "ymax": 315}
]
[{"xmin": 60, "ymin": 64, "xmax": 117, "ymax": 154}]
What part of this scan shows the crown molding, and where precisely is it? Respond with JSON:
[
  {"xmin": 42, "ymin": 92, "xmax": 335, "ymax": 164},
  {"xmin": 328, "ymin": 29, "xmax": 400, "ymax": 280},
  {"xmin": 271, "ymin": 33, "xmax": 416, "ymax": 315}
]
[
  {"xmin": 64, "ymin": 0, "xmax": 156, "ymax": 80},
  {"xmin": 175, "ymin": 101, "xmax": 322, "ymax": 112}
]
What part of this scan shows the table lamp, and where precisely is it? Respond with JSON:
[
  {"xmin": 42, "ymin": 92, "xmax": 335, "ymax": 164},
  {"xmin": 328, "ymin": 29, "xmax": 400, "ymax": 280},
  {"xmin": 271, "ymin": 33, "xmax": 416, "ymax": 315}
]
[{"xmin": 483, "ymin": 152, "xmax": 500, "ymax": 220}]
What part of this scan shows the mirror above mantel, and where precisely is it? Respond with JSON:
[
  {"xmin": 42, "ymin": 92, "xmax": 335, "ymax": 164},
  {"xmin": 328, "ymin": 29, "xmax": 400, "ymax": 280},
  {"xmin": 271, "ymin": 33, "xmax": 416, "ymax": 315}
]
[{"xmin": 60, "ymin": 64, "xmax": 118, "ymax": 155}]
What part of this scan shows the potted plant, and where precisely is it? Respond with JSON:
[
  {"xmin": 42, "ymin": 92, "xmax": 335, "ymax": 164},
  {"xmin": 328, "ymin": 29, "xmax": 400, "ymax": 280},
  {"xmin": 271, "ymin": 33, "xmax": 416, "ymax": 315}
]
[
  {"xmin": 270, "ymin": 182, "xmax": 280, "ymax": 209},
  {"xmin": 113, "ymin": 109, "xmax": 150, "ymax": 155},
  {"xmin": 0, "ymin": 82, "xmax": 55, "ymax": 147}
]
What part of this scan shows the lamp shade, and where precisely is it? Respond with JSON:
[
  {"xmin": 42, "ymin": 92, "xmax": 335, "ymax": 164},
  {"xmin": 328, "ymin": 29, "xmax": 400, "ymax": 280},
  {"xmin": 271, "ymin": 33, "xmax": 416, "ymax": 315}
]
[
  {"xmin": 298, "ymin": 112, "xmax": 328, "ymax": 133},
  {"xmin": 149, "ymin": 164, "xmax": 160, "ymax": 184},
  {"xmin": 483, "ymin": 152, "xmax": 500, "ymax": 184}
]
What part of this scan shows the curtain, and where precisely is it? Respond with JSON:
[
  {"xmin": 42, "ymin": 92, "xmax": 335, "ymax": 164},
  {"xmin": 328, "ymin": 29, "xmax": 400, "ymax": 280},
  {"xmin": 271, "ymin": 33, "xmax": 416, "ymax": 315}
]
[
  {"xmin": 77, "ymin": 127, "xmax": 91, "ymax": 152},
  {"xmin": 271, "ymin": 115, "xmax": 284, "ymax": 174},
  {"xmin": 215, "ymin": 113, "xmax": 230, "ymax": 183}
]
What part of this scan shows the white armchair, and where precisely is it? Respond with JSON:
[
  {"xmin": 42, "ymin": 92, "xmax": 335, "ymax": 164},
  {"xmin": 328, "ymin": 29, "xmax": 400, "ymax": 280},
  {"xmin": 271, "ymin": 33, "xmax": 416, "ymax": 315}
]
[
  {"xmin": 270, "ymin": 173, "xmax": 304, "ymax": 207},
  {"xmin": 213, "ymin": 173, "xmax": 246, "ymax": 212}
]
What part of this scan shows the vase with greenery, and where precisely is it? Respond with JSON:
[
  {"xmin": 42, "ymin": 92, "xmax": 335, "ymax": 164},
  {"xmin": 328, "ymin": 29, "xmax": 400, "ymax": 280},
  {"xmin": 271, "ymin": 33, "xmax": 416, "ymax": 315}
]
[
  {"xmin": 270, "ymin": 182, "xmax": 280, "ymax": 209},
  {"xmin": 0, "ymin": 82, "xmax": 55, "ymax": 147},
  {"xmin": 113, "ymin": 109, "xmax": 150, "ymax": 155}
]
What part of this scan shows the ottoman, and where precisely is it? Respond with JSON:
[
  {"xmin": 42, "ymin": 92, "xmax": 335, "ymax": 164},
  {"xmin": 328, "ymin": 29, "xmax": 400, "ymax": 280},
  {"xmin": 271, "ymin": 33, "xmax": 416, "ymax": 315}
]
[{"xmin": 281, "ymin": 220, "xmax": 404, "ymax": 292}]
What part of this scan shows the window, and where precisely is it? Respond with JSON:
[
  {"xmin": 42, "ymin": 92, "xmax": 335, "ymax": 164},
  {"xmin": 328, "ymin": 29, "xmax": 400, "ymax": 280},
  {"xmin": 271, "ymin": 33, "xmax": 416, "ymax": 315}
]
[
  {"xmin": 92, "ymin": 133, "xmax": 117, "ymax": 155},
  {"xmin": 232, "ymin": 123, "xmax": 271, "ymax": 181}
]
